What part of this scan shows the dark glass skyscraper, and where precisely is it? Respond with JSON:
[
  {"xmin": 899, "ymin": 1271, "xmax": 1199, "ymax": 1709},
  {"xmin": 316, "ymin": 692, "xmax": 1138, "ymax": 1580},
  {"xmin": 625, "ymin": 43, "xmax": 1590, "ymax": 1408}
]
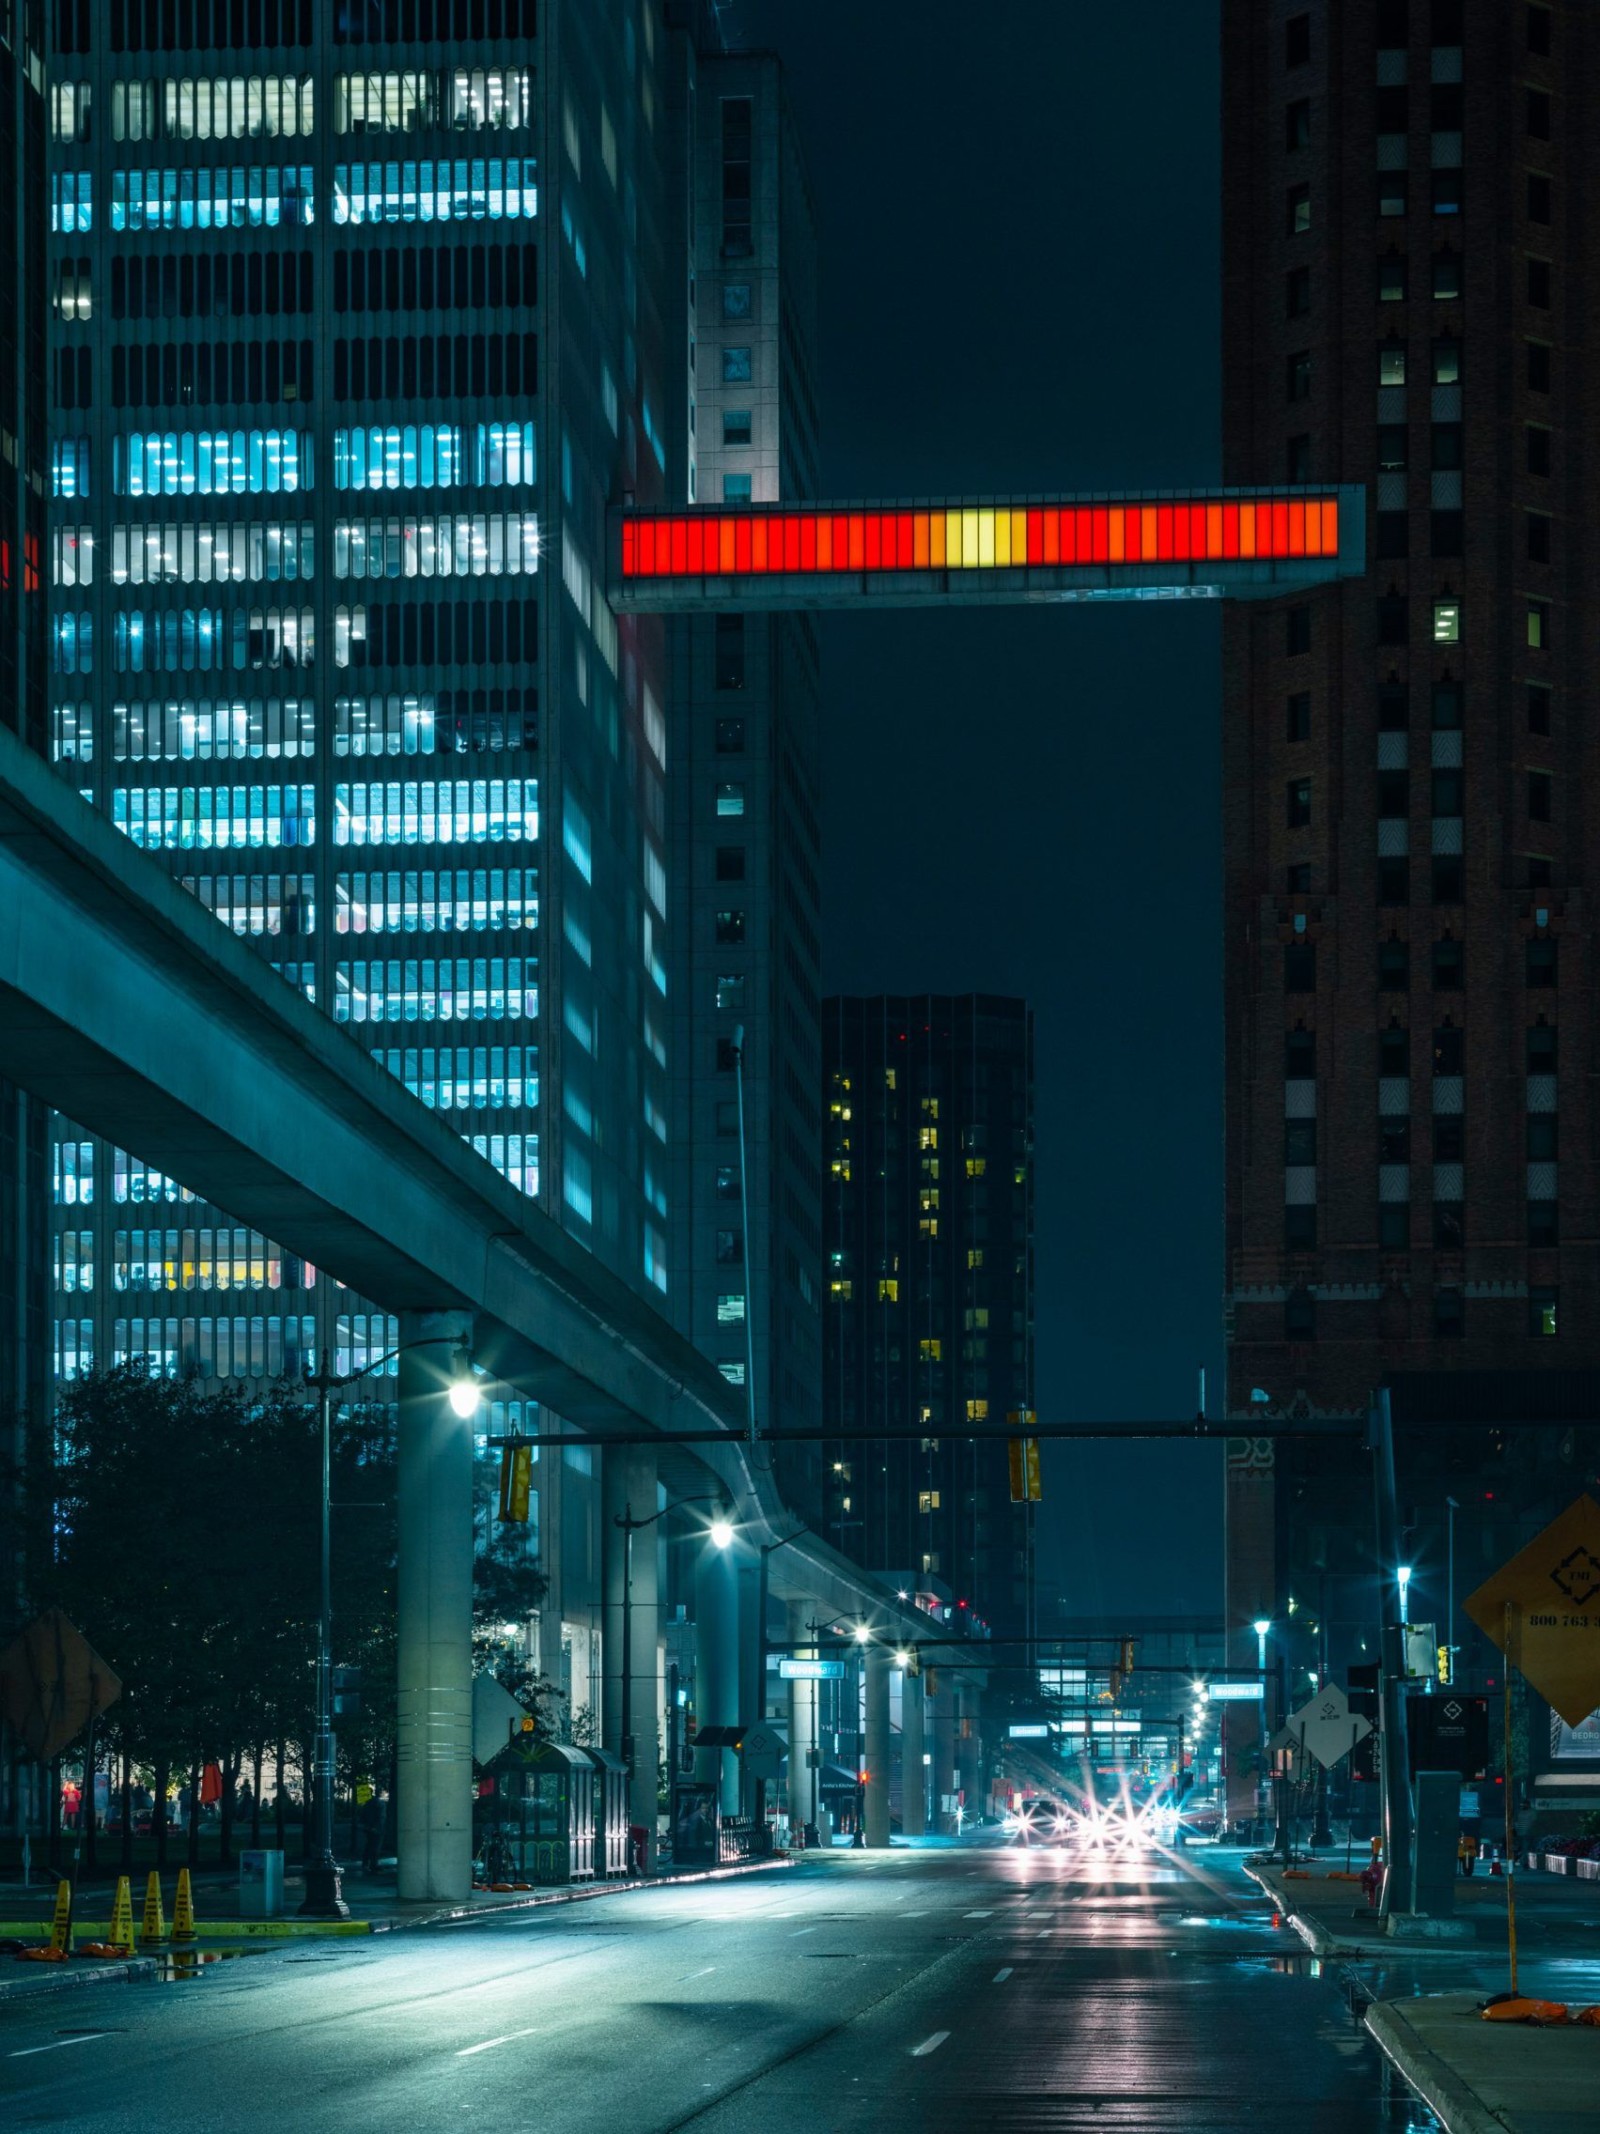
[{"xmin": 823, "ymin": 995, "xmax": 1036, "ymax": 1636}]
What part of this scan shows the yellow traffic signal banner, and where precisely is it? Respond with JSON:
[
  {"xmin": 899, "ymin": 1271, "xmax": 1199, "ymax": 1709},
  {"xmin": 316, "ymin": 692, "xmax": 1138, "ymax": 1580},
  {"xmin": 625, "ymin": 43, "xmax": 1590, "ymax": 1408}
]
[
  {"xmin": 498, "ymin": 1441, "xmax": 533, "ymax": 1523},
  {"xmin": 1008, "ymin": 1437, "xmax": 1042, "ymax": 1502}
]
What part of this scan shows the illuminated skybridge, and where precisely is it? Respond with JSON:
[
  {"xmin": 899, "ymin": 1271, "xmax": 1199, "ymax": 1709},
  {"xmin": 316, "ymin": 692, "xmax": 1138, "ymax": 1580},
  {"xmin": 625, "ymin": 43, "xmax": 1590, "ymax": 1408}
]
[{"xmin": 610, "ymin": 486, "xmax": 1364, "ymax": 612}]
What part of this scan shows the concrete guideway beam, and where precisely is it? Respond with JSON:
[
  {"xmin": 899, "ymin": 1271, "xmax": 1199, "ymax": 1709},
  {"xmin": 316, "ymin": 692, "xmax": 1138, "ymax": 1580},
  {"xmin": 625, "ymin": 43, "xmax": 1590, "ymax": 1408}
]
[{"xmin": 0, "ymin": 722, "xmax": 741, "ymax": 1443}]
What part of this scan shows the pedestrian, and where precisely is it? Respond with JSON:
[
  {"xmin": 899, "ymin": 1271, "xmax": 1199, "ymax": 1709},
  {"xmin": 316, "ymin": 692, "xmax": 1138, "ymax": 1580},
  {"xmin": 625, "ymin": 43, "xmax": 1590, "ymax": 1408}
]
[{"xmin": 359, "ymin": 1791, "xmax": 384, "ymax": 1874}]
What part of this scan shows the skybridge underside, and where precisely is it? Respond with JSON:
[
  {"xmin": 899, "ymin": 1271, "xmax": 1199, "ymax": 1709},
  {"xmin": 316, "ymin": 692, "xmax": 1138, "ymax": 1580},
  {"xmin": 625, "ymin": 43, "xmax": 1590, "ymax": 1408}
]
[{"xmin": 610, "ymin": 487, "xmax": 1365, "ymax": 613}]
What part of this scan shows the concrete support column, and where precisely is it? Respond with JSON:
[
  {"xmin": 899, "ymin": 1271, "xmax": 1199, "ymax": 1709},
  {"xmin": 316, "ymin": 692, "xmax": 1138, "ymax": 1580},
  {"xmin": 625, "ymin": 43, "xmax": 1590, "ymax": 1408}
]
[
  {"xmin": 956, "ymin": 1681, "xmax": 983, "ymax": 1826},
  {"xmin": 601, "ymin": 1448, "xmax": 660, "ymax": 1861},
  {"xmin": 931, "ymin": 1678, "xmax": 957, "ymax": 1835},
  {"xmin": 900, "ymin": 1671, "xmax": 927, "ymax": 1836},
  {"xmin": 786, "ymin": 1600, "xmax": 818, "ymax": 1842},
  {"xmin": 396, "ymin": 1309, "xmax": 475, "ymax": 1903},
  {"xmin": 863, "ymin": 1646, "xmax": 892, "ymax": 1847},
  {"xmin": 694, "ymin": 1536, "xmax": 741, "ymax": 1814}
]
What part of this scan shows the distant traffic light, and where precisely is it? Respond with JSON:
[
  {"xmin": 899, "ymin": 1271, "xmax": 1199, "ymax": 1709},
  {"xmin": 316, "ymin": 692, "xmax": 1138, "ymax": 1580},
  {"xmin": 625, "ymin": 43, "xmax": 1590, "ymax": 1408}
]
[
  {"xmin": 1109, "ymin": 1666, "xmax": 1123, "ymax": 1701},
  {"xmin": 1007, "ymin": 1436, "xmax": 1042, "ymax": 1503},
  {"xmin": 498, "ymin": 1440, "xmax": 533, "ymax": 1523}
]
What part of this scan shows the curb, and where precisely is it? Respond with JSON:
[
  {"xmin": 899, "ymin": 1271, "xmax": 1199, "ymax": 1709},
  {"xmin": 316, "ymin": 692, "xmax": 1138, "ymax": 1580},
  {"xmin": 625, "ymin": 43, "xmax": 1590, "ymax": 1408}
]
[
  {"xmin": 1364, "ymin": 2000, "xmax": 1508, "ymax": 2134},
  {"xmin": 1241, "ymin": 1860, "xmax": 1476, "ymax": 1959},
  {"xmin": 365, "ymin": 1851, "xmax": 795, "ymax": 1934},
  {"xmin": 0, "ymin": 1956, "xmax": 158, "ymax": 2003}
]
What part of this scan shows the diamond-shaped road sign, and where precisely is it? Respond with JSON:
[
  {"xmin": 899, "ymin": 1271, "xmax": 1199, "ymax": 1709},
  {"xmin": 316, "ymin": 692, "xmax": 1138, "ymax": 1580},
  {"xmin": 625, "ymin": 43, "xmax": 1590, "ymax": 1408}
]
[
  {"xmin": 0, "ymin": 1611, "xmax": 121, "ymax": 1763},
  {"xmin": 1287, "ymin": 1682, "xmax": 1373, "ymax": 1771},
  {"xmin": 1465, "ymin": 1493, "xmax": 1600, "ymax": 1726},
  {"xmin": 740, "ymin": 1723, "xmax": 787, "ymax": 1780}
]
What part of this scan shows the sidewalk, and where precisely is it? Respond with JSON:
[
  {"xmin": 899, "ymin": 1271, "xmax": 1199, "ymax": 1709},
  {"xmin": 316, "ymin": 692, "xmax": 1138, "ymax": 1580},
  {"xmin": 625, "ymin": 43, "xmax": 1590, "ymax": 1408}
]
[
  {"xmin": 0, "ymin": 1850, "xmax": 795, "ymax": 1999},
  {"xmin": 1244, "ymin": 1857, "xmax": 1600, "ymax": 2134}
]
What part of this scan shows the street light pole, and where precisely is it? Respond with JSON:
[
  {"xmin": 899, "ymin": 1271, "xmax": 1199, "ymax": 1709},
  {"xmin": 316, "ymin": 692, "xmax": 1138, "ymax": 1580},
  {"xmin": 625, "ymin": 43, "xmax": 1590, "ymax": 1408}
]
[
  {"xmin": 731, "ymin": 1026, "xmax": 759, "ymax": 1448},
  {"xmin": 1445, "ymin": 1495, "xmax": 1459, "ymax": 1685},
  {"xmin": 300, "ymin": 1336, "xmax": 480, "ymax": 1919},
  {"xmin": 749, "ymin": 1524, "xmax": 809, "ymax": 1827},
  {"xmin": 614, "ymin": 1497, "xmax": 730, "ymax": 1820}
]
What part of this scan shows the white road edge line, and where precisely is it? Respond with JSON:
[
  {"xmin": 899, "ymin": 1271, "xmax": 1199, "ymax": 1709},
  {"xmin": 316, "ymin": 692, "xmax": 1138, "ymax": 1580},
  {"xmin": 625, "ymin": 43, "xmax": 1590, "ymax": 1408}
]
[
  {"xmin": 679, "ymin": 1966, "xmax": 717, "ymax": 1980},
  {"xmin": 792, "ymin": 1926, "xmax": 816, "ymax": 1936},
  {"xmin": 992, "ymin": 1967, "xmax": 1014, "ymax": 1983},
  {"xmin": 8, "ymin": 2035, "xmax": 113, "ymax": 2058},
  {"xmin": 909, "ymin": 2032, "xmax": 951, "ymax": 2058},
  {"xmin": 456, "ymin": 2027, "xmax": 539, "ymax": 2057}
]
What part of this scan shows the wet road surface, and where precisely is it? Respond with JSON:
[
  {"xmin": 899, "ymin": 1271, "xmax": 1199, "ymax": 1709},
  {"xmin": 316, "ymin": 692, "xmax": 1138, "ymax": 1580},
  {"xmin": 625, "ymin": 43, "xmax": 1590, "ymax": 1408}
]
[{"xmin": 0, "ymin": 1840, "xmax": 1438, "ymax": 2132}]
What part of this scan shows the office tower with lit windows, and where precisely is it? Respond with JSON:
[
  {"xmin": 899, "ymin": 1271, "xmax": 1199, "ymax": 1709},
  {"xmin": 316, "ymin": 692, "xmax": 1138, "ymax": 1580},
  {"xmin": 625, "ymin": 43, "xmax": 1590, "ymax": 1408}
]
[
  {"xmin": 42, "ymin": 0, "xmax": 685, "ymax": 1430},
  {"xmin": 1, "ymin": 0, "xmax": 51, "ymax": 1725},
  {"xmin": 1221, "ymin": 0, "xmax": 1600, "ymax": 1799},
  {"xmin": 822, "ymin": 996, "xmax": 1035, "ymax": 1635},
  {"xmin": 666, "ymin": 41, "xmax": 825, "ymax": 1520}
]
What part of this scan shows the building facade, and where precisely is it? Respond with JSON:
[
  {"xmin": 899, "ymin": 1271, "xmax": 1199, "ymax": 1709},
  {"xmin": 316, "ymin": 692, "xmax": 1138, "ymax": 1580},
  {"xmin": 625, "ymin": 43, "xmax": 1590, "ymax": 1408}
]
[
  {"xmin": 667, "ymin": 43, "xmax": 825, "ymax": 1523},
  {"xmin": 40, "ymin": 0, "xmax": 700, "ymax": 1735},
  {"xmin": 1221, "ymin": 0, "xmax": 1600, "ymax": 1809},
  {"xmin": 823, "ymin": 995, "xmax": 1035, "ymax": 1636},
  {"xmin": 1, "ymin": 0, "xmax": 51, "ymax": 1838}
]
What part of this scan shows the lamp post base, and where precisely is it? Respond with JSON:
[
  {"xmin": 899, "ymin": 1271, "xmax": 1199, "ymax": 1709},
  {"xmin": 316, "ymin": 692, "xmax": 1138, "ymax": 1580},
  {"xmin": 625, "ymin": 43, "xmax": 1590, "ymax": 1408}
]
[{"xmin": 299, "ymin": 1858, "xmax": 351, "ymax": 1919}]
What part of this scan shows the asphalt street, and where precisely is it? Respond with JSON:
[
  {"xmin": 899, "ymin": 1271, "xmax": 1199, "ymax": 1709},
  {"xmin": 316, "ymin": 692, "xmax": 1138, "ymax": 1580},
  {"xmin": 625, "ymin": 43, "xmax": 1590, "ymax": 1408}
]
[{"xmin": 0, "ymin": 1841, "xmax": 1437, "ymax": 2132}]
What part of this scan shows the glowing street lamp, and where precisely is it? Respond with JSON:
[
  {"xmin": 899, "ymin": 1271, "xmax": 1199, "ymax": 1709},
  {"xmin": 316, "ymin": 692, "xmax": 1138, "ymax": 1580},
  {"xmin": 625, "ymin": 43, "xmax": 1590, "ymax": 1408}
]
[{"xmin": 1397, "ymin": 1563, "xmax": 1413, "ymax": 1622}]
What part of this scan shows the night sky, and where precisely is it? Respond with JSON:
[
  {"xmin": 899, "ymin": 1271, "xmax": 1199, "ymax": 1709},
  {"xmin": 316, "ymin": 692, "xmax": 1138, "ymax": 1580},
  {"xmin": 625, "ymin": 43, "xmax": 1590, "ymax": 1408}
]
[{"xmin": 736, "ymin": 0, "xmax": 1226, "ymax": 1618}]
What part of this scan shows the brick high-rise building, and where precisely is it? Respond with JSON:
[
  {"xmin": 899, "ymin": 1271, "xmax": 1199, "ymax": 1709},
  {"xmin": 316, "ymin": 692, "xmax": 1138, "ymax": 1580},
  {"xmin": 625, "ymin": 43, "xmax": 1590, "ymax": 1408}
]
[{"xmin": 1221, "ymin": 0, "xmax": 1600, "ymax": 1810}]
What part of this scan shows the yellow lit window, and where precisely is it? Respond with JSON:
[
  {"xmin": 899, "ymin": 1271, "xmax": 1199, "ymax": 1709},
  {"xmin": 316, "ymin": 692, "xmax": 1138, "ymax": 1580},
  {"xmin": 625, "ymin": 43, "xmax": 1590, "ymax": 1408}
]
[
  {"xmin": 884, "ymin": 1067, "xmax": 896, "ymax": 1090},
  {"xmin": 919, "ymin": 1217, "xmax": 938, "ymax": 1238},
  {"xmin": 967, "ymin": 1247, "xmax": 984, "ymax": 1269},
  {"xmin": 919, "ymin": 1337, "xmax": 942, "ymax": 1362},
  {"xmin": 917, "ymin": 1489, "xmax": 942, "ymax": 1514},
  {"xmin": 877, "ymin": 1277, "xmax": 899, "ymax": 1303},
  {"xmin": 965, "ymin": 1398, "xmax": 989, "ymax": 1422},
  {"xmin": 966, "ymin": 1156, "xmax": 986, "ymax": 1177}
]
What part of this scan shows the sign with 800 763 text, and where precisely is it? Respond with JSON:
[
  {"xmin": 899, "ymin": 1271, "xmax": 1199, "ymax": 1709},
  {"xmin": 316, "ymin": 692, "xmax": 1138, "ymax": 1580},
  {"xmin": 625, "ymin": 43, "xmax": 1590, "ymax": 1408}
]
[{"xmin": 1465, "ymin": 1494, "xmax": 1600, "ymax": 1726}]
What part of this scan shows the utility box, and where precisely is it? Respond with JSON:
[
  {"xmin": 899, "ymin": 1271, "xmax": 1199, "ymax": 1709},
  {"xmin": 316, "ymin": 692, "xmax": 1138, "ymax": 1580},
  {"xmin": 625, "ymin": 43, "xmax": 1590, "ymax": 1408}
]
[
  {"xmin": 239, "ymin": 1848, "xmax": 285, "ymax": 1918},
  {"xmin": 1411, "ymin": 1770, "xmax": 1458, "ymax": 1917}
]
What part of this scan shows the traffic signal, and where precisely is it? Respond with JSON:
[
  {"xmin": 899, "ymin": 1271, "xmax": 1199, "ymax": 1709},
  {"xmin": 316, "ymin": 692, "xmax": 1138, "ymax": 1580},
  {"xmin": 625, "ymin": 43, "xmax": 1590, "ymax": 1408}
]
[
  {"xmin": 1437, "ymin": 1643, "xmax": 1451, "ymax": 1685},
  {"xmin": 1008, "ymin": 1436, "xmax": 1042, "ymax": 1502},
  {"xmin": 498, "ymin": 1440, "xmax": 533, "ymax": 1523}
]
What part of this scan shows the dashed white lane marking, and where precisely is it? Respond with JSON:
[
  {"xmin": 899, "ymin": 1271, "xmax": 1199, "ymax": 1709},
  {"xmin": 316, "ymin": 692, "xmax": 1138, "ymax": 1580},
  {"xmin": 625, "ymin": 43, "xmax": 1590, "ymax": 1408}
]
[
  {"xmin": 679, "ymin": 1966, "xmax": 717, "ymax": 1980},
  {"xmin": 909, "ymin": 2032, "xmax": 951, "ymax": 2057},
  {"xmin": 963, "ymin": 1909, "xmax": 994, "ymax": 1917},
  {"xmin": 456, "ymin": 2028, "xmax": 539, "ymax": 2057},
  {"xmin": 8, "ymin": 2034, "xmax": 113, "ymax": 2058},
  {"xmin": 792, "ymin": 1926, "xmax": 816, "ymax": 1936},
  {"xmin": 993, "ymin": 1967, "xmax": 1014, "ymax": 1983}
]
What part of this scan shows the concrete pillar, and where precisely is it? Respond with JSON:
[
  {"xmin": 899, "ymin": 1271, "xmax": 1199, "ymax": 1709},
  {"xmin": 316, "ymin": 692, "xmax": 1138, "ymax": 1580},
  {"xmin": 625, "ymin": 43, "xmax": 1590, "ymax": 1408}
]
[
  {"xmin": 956, "ymin": 1681, "xmax": 983, "ymax": 1827},
  {"xmin": 694, "ymin": 1535, "xmax": 741, "ymax": 1813},
  {"xmin": 786, "ymin": 1600, "xmax": 818, "ymax": 1842},
  {"xmin": 396, "ymin": 1308, "xmax": 475, "ymax": 1902},
  {"xmin": 932, "ymin": 1676, "xmax": 957, "ymax": 1835},
  {"xmin": 600, "ymin": 1448, "xmax": 659, "ymax": 1861},
  {"xmin": 900, "ymin": 1671, "xmax": 927, "ymax": 1836},
  {"xmin": 863, "ymin": 1646, "xmax": 892, "ymax": 1847}
]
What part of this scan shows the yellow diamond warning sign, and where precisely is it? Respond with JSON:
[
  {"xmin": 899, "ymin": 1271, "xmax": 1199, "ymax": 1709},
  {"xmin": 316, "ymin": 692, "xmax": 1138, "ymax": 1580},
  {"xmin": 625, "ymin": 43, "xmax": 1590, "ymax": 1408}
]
[{"xmin": 1464, "ymin": 1494, "xmax": 1600, "ymax": 1727}]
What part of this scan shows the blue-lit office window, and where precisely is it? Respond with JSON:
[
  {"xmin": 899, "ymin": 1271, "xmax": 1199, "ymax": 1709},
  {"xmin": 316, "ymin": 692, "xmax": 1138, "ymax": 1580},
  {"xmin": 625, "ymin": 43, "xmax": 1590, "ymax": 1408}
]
[
  {"xmin": 333, "ymin": 778, "xmax": 538, "ymax": 846},
  {"xmin": 53, "ymin": 439, "xmax": 90, "ymax": 498},
  {"xmin": 472, "ymin": 425, "xmax": 538, "ymax": 488},
  {"xmin": 375, "ymin": 1045, "xmax": 535, "ymax": 1111},
  {"xmin": 51, "ymin": 613, "xmax": 93, "ymax": 674},
  {"xmin": 333, "ymin": 426, "xmax": 465, "ymax": 491},
  {"xmin": 112, "ymin": 522, "xmax": 315, "ymax": 586},
  {"xmin": 52, "ymin": 171, "xmax": 92, "ymax": 230},
  {"xmin": 55, "ymin": 1320, "xmax": 94, "ymax": 1380},
  {"xmin": 110, "ymin": 166, "xmax": 315, "ymax": 232},
  {"xmin": 333, "ymin": 512, "xmax": 540, "ymax": 576},
  {"xmin": 470, "ymin": 1133, "xmax": 538, "ymax": 1198},
  {"xmin": 114, "ymin": 609, "xmax": 225, "ymax": 673},
  {"xmin": 333, "ymin": 958, "xmax": 539, "ymax": 1024},
  {"xmin": 337, "ymin": 868, "xmax": 537, "ymax": 935},
  {"xmin": 53, "ymin": 1140, "xmax": 94, "ymax": 1205},
  {"xmin": 113, "ymin": 1152, "xmax": 191, "ymax": 1205},
  {"xmin": 332, "ymin": 158, "xmax": 538, "ymax": 224},
  {"xmin": 113, "ymin": 698, "xmax": 314, "ymax": 762},
  {"xmin": 112, "ymin": 785, "xmax": 315, "ymax": 851},
  {"xmin": 114, "ymin": 431, "xmax": 310, "ymax": 497}
]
